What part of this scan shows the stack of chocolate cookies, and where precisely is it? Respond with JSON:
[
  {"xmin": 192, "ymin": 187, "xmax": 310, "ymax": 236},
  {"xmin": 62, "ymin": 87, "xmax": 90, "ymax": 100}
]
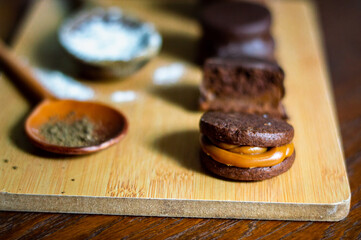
[
  {"xmin": 199, "ymin": 1, "xmax": 287, "ymax": 119},
  {"xmin": 198, "ymin": 1, "xmax": 295, "ymax": 181}
]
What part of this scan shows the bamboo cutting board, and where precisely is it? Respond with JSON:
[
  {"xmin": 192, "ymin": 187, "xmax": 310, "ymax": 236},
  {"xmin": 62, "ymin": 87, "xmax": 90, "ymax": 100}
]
[{"xmin": 0, "ymin": 0, "xmax": 350, "ymax": 221}]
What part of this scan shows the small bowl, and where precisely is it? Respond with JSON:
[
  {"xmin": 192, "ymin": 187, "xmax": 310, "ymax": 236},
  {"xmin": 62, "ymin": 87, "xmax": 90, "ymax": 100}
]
[{"xmin": 58, "ymin": 7, "xmax": 162, "ymax": 79}]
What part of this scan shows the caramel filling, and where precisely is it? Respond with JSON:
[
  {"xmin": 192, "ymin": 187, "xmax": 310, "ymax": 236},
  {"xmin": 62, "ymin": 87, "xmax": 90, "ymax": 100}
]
[
  {"xmin": 210, "ymin": 138, "xmax": 268, "ymax": 154},
  {"xmin": 201, "ymin": 136, "xmax": 294, "ymax": 168}
]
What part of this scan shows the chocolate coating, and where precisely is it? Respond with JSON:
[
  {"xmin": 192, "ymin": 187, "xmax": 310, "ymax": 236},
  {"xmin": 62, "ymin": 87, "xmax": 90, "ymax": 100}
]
[
  {"xmin": 200, "ymin": 112, "xmax": 294, "ymax": 147},
  {"xmin": 200, "ymin": 34, "xmax": 275, "ymax": 61},
  {"xmin": 200, "ymin": 1, "xmax": 272, "ymax": 40},
  {"xmin": 213, "ymin": 37, "xmax": 275, "ymax": 60},
  {"xmin": 201, "ymin": 150, "xmax": 296, "ymax": 181},
  {"xmin": 202, "ymin": 56, "xmax": 284, "ymax": 97},
  {"xmin": 199, "ymin": 56, "xmax": 287, "ymax": 118},
  {"xmin": 204, "ymin": 56, "xmax": 283, "ymax": 81}
]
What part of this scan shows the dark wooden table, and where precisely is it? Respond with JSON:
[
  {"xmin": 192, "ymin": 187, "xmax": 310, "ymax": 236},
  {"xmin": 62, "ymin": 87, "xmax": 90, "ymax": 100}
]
[{"xmin": 1, "ymin": 0, "xmax": 360, "ymax": 239}]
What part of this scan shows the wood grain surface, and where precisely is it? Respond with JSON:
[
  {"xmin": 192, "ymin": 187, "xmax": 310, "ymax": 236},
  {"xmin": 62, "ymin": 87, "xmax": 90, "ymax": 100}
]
[
  {"xmin": 1, "ymin": 0, "xmax": 361, "ymax": 238},
  {"xmin": 0, "ymin": 0, "xmax": 350, "ymax": 221}
]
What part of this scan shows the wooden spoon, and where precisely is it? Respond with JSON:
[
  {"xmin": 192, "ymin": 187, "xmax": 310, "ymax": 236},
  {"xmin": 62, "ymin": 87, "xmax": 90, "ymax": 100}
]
[{"xmin": 0, "ymin": 40, "xmax": 128, "ymax": 154}]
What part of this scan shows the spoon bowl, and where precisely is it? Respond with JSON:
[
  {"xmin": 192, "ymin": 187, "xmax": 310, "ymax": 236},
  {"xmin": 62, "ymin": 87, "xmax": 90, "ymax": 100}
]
[{"xmin": 25, "ymin": 99, "xmax": 128, "ymax": 154}]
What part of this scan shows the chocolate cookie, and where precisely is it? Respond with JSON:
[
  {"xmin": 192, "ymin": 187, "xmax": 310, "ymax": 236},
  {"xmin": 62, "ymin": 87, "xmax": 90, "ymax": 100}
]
[
  {"xmin": 200, "ymin": 33, "xmax": 275, "ymax": 61},
  {"xmin": 199, "ymin": 111, "xmax": 295, "ymax": 181},
  {"xmin": 199, "ymin": 1, "xmax": 275, "ymax": 62},
  {"xmin": 199, "ymin": 57, "xmax": 287, "ymax": 119},
  {"xmin": 200, "ymin": 1, "xmax": 272, "ymax": 40},
  {"xmin": 200, "ymin": 112, "xmax": 293, "ymax": 147}
]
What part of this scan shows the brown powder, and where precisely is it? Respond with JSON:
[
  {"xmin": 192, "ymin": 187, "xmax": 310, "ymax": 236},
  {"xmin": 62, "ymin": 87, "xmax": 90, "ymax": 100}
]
[{"xmin": 40, "ymin": 112, "xmax": 102, "ymax": 147}]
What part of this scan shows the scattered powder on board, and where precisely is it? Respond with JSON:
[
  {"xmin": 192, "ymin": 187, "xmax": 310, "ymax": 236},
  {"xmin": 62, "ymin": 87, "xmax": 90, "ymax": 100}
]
[
  {"xmin": 153, "ymin": 63, "xmax": 185, "ymax": 85},
  {"xmin": 60, "ymin": 8, "xmax": 154, "ymax": 61},
  {"xmin": 35, "ymin": 69, "xmax": 94, "ymax": 100},
  {"xmin": 40, "ymin": 112, "xmax": 102, "ymax": 147},
  {"xmin": 111, "ymin": 91, "xmax": 137, "ymax": 103}
]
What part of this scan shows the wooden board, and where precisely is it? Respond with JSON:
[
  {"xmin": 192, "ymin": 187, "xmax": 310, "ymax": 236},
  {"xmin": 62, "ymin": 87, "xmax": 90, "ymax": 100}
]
[{"xmin": 0, "ymin": 0, "xmax": 350, "ymax": 221}]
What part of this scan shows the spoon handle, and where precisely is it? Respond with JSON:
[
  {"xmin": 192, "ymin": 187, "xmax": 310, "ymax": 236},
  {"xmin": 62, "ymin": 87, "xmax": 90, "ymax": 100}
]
[{"xmin": 0, "ymin": 39, "xmax": 56, "ymax": 100}]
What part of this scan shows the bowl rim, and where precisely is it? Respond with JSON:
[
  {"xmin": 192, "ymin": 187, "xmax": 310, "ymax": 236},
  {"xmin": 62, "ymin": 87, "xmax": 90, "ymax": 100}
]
[{"xmin": 58, "ymin": 7, "xmax": 162, "ymax": 66}]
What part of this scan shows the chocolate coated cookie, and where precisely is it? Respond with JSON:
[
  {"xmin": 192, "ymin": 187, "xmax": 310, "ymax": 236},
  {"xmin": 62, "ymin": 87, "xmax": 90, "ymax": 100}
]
[
  {"xmin": 200, "ymin": 1, "xmax": 272, "ymax": 40},
  {"xmin": 200, "ymin": 112, "xmax": 294, "ymax": 147}
]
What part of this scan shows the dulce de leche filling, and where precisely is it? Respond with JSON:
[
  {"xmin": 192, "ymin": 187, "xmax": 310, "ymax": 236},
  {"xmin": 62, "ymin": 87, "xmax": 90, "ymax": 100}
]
[{"xmin": 200, "ymin": 136, "xmax": 294, "ymax": 168}]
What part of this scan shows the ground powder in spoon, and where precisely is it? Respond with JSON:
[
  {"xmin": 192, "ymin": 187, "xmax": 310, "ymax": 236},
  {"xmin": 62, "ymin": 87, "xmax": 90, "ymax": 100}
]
[{"xmin": 40, "ymin": 112, "xmax": 102, "ymax": 147}]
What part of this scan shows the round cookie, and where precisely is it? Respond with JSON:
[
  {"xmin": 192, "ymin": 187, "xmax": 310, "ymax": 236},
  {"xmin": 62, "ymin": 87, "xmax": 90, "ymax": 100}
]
[
  {"xmin": 214, "ymin": 36, "xmax": 275, "ymax": 61},
  {"xmin": 201, "ymin": 150, "xmax": 296, "ymax": 181},
  {"xmin": 200, "ymin": 35, "xmax": 275, "ymax": 61},
  {"xmin": 200, "ymin": 112, "xmax": 294, "ymax": 147},
  {"xmin": 200, "ymin": 1, "xmax": 272, "ymax": 40}
]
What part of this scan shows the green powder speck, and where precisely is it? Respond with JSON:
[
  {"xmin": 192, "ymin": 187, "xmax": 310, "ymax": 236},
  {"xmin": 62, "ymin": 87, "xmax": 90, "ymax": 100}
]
[{"xmin": 40, "ymin": 112, "xmax": 102, "ymax": 147}]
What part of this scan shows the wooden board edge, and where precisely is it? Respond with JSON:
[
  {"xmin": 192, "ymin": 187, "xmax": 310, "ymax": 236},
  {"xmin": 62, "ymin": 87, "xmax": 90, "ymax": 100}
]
[
  {"xmin": 305, "ymin": 0, "xmax": 346, "ymax": 153},
  {"xmin": 0, "ymin": 192, "xmax": 350, "ymax": 221},
  {"xmin": 303, "ymin": 0, "xmax": 352, "ymax": 207}
]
